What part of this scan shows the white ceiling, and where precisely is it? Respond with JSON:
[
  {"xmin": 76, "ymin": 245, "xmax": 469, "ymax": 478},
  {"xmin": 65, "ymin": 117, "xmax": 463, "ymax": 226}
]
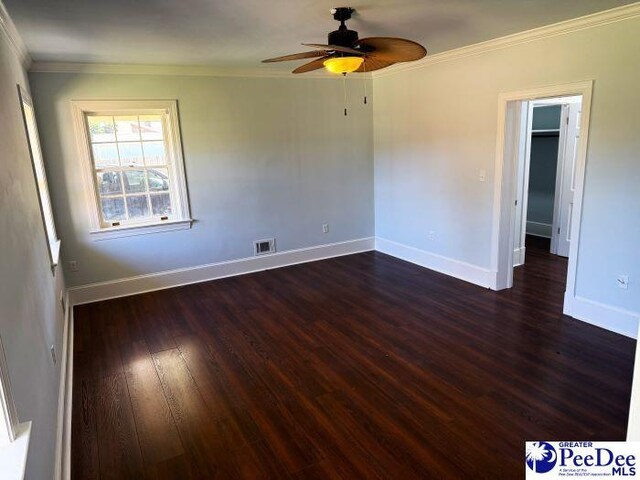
[{"xmin": 4, "ymin": 0, "xmax": 635, "ymax": 71}]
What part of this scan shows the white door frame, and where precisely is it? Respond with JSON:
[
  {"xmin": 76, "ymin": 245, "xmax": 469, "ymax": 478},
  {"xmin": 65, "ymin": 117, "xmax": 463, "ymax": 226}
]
[
  {"xmin": 550, "ymin": 103, "xmax": 570, "ymax": 255},
  {"xmin": 513, "ymin": 101, "xmax": 533, "ymax": 266},
  {"xmin": 490, "ymin": 80, "xmax": 593, "ymax": 317}
]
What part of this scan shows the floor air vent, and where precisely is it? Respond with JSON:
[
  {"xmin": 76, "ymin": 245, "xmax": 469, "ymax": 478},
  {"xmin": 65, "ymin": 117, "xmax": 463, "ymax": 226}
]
[{"xmin": 254, "ymin": 238, "xmax": 275, "ymax": 256}]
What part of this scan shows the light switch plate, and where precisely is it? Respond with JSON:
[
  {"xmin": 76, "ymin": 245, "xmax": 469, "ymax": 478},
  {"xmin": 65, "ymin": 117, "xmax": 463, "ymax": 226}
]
[{"xmin": 617, "ymin": 275, "xmax": 629, "ymax": 290}]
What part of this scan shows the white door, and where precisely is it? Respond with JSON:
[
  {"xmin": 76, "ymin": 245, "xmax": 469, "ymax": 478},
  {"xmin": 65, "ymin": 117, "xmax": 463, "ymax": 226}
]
[
  {"xmin": 513, "ymin": 102, "xmax": 532, "ymax": 267},
  {"xmin": 551, "ymin": 103, "xmax": 580, "ymax": 257}
]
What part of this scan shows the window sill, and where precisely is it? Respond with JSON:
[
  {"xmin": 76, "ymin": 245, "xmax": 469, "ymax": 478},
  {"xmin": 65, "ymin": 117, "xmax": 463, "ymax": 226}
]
[
  {"xmin": 90, "ymin": 219, "xmax": 193, "ymax": 241},
  {"xmin": 0, "ymin": 421, "xmax": 31, "ymax": 480}
]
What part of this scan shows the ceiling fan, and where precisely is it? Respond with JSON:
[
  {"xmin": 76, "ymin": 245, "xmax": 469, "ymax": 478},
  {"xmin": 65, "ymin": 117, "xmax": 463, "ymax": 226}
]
[{"xmin": 262, "ymin": 7, "xmax": 427, "ymax": 75}]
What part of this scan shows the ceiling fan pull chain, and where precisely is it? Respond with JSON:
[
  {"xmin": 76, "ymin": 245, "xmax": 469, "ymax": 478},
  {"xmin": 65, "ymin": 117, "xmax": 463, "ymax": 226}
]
[
  {"xmin": 343, "ymin": 73, "xmax": 348, "ymax": 116},
  {"xmin": 363, "ymin": 61, "xmax": 368, "ymax": 105}
]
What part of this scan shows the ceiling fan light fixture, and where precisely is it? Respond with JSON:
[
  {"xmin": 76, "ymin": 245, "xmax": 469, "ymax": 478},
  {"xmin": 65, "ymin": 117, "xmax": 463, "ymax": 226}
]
[{"xmin": 323, "ymin": 56, "xmax": 364, "ymax": 74}]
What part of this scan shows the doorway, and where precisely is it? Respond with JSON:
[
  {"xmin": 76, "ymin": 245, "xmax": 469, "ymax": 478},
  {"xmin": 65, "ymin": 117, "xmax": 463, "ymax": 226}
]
[
  {"xmin": 491, "ymin": 81, "xmax": 593, "ymax": 317},
  {"xmin": 513, "ymin": 95, "xmax": 582, "ymax": 268}
]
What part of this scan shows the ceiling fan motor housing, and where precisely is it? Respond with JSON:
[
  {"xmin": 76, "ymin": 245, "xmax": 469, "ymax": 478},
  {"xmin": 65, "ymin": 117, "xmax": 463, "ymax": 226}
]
[
  {"xmin": 329, "ymin": 7, "xmax": 359, "ymax": 48},
  {"xmin": 328, "ymin": 28, "xmax": 358, "ymax": 48}
]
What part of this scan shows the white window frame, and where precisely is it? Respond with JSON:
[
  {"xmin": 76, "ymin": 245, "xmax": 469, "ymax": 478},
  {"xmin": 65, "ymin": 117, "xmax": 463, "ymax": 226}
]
[
  {"xmin": 18, "ymin": 85, "xmax": 61, "ymax": 269},
  {"xmin": 71, "ymin": 100, "xmax": 192, "ymax": 240},
  {"xmin": 0, "ymin": 333, "xmax": 31, "ymax": 480},
  {"xmin": 0, "ymin": 335, "xmax": 19, "ymax": 447}
]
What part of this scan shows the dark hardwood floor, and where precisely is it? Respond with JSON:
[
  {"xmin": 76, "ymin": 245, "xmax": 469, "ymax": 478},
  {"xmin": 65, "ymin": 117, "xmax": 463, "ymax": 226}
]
[{"xmin": 72, "ymin": 240, "xmax": 636, "ymax": 479}]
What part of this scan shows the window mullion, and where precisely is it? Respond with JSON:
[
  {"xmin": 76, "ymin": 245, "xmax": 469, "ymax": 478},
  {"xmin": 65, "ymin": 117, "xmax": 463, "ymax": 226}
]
[
  {"xmin": 168, "ymin": 162, "xmax": 180, "ymax": 215},
  {"xmin": 90, "ymin": 139, "xmax": 144, "ymax": 145},
  {"xmin": 146, "ymin": 195, "xmax": 153, "ymax": 218},
  {"xmin": 110, "ymin": 116, "xmax": 129, "ymax": 224},
  {"xmin": 121, "ymin": 192, "xmax": 130, "ymax": 222},
  {"xmin": 95, "ymin": 165, "xmax": 167, "ymax": 173},
  {"xmin": 144, "ymin": 169, "xmax": 153, "ymax": 217}
]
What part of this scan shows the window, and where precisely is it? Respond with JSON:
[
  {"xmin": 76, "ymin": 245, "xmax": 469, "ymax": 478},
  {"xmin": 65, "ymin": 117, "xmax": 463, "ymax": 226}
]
[
  {"xmin": 0, "ymin": 334, "xmax": 19, "ymax": 446},
  {"xmin": 72, "ymin": 100, "xmax": 191, "ymax": 240},
  {"xmin": 18, "ymin": 85, "xmax": 61, "ymax": 268}
]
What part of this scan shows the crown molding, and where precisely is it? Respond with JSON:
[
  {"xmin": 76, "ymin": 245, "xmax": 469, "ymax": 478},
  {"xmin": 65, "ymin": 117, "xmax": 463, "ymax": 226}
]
[
  {"xmin": 0, "ymin": 0, "xmax": 31, "ymax": 69},
  {"xmin": 28, "ymin": 61, "xmax": 355, "ymax": 79},
  {"xmin": 374, "ymin": 2, "xmax": 640, "ymax": 78},
  {"xmin": 27, "ymin": 2, "xmax": 640, "ymax": 80}
]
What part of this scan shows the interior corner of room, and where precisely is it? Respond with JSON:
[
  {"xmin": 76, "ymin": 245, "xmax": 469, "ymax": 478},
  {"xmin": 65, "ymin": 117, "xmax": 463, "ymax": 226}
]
[{"xmin": 1, "ymin": 0, "xmax": 639, "ymax": 478}]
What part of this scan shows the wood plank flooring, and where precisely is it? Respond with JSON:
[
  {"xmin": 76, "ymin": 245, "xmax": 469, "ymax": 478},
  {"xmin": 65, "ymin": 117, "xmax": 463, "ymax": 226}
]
[{"xmin": 72, "ymin": 240, "xmax": 636, "ymax": 479}]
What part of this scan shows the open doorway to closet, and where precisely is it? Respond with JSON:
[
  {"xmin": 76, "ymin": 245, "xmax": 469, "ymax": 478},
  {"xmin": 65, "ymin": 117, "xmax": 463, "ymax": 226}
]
[
  {"xmin": 513, "ymin": 95, "xmax": 582, "ymax": 272},
  {"xmin": 492, "ymin": 81, "xmax": 593, "ymax": 318}
]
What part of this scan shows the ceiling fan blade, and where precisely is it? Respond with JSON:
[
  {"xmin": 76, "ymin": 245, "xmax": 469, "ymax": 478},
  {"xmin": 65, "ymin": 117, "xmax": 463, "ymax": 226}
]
[
  {"xmin": 354, "ymin": 57, "xmax": 395, "ymax": 72},
  {"xmin": 292, "ymin": 56, "xmax": 330, "ymax": 74},
  {"xmin": 302, "ymin": 43, "xmax": 362, "ymax": 55},
  {"xmin": 356, "ymin": 37, "xmax": 427, "ymax": 63},
  {"xmin": 262, "ymin": 51, "xmax": 328, "ymax": 63}
]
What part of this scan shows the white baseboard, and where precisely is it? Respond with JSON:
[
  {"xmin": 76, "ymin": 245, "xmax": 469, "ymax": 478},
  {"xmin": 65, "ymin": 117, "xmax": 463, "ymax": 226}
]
[
  {"xmin": 374, "ymin": 238, "xmax": 638, "ymax": 339},
  {"xmin": 54, "ymin": 293, "xmax": 73, "ymax": 480},
  {"xmin": 374, "ymin": 237, "xmax": 493, "ymax": 288},
  {"xmin": 60, "ymin": 238, "xmax": 374, "ymax": 478},
  {"xmin": 68, "ymin": 237, "xmax": 374, "ymax": 306},
  {"xmin": 526, "ymin": 221, "xmax": 552, "ymax": 238},
  {"xmin": 565, "ymin": 295, "xmax": 639, "ymax": 339},
  {"xmin": 62, "ymin": 310, "xmax": 73, "ymax": 480},
  {"xmin": 57, "ymin": 235, "xmax": 637, "ymax": 480},
  {"xmin": 627, "ymin": 322, "xmax": 640, "ymax": 441},
  {"xmin": 513, "ymin": 246, "xmax": 526, "ymax": 267}
]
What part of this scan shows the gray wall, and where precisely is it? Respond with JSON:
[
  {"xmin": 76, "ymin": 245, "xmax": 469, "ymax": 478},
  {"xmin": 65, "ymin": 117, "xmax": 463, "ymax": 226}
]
[
  {"xmin": 29, "ymin": 73, "xmax": 374, "ymax": 287},
  {"xmin": 0, "ymin": 28, "xmax": 66, "ymax": 480},
  {"xmin": 527, "ymin": 105, "xmax": 562, "ymax": 228},
  {"xmin": 374, "ymin": 17, "xmax": 640, "ymax": 313}
]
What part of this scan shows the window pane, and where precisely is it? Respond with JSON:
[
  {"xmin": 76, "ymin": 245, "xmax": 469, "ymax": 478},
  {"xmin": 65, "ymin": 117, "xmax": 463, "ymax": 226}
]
[
  {"xmin": 96, "ymin": 171, "xmax": 122, "ymax": 195},
  {"xmin": 119, "ymin": 142, "xmax": 144, "ymax": 167},
  {"xmin": 123, "ymin": 170, "xmax": 147, "ymax": 194},
  {"xmin": 101, "ymin": 197, "xmax": 125, "ymax": 221},
  {"xmin": 139, "ymin": 115, "xmax": 164, "ymax": 140},
  {"xmin": 126, "ymin": 195, "xmax": 150, "ymax": 219},
  {"xmin": 115, "ymin": 116, "xmax": 141, "ymax": 141},
  {"xmin": 142, "ymin": 141, "xmax": 166, "ymax": 166},
  {"xmin": 150, "ymin": 194, "xmax": 172, "ymax": 216},
  {"xmin": 20, "ymin": 89, "xmax": 58, "ymax": 260},
  {"xmin": 147, "ymin": 168, "xmax": 170, "ymax": 192},
  {"xmin": 87, "ymin": 116, "xmax": 115, "ymax": 142},
  {"xmin": 92, "ymin": 143, "xmax": 119, "ymax": 168}
]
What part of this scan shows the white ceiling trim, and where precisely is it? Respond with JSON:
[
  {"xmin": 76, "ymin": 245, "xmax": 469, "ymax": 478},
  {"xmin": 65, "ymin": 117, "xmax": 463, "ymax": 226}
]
[
  {"xmin": 28, "ymin": 2, "xmax": 640, "ymax": 79},
  {"xmin": 28, "ymin": 62, "xmax": 341, "ymax": 79},
  {"xmin": 375, "ymin": 1, "xmax": 640, "ymax": 78},
  {"xmin": 0, "ymin": 0, "xmax": 31, "ymax": 68}
]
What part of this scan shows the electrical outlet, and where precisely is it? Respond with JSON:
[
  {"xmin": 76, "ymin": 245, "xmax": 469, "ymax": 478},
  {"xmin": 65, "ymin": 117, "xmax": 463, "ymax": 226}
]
[
  {"xmin": 617, "ymin": 275, "xmax": 629, "ymax": 290},
  {"xmin": 479, "ymin": 169, "xmax": 486, "ymax": 182},
  {"xmin": 69, "ymin": 260, "xmax": 78, "ymax": 272},
  {"xmin": 51, "ymin": 345, "xmax": 57, "ymax": 365},
  {"xmin": 322, "ymin": 223, "xmax": 329, "ymax": 234},
  {"xmin": 428, "ymin": 230, "xmax": 435, "ymax": 241}
]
